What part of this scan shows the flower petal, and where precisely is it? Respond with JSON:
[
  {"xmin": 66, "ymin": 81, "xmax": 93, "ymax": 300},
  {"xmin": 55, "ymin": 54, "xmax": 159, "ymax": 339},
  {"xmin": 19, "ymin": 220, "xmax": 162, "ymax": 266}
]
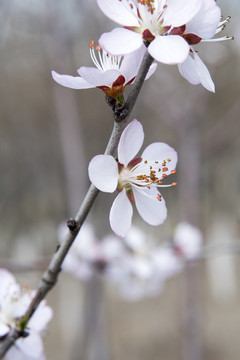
[
  {"xmin": 28, "ymin": 301, "xmax": 53, "ymax": 332},
  {"xmin": 97, "ymin": 0, "xmax": 139, "ymax": 27},
  {"xmin": 141, "ymin": 142, "xmax": 178, "ymax": 176},
  {"xmin": 15, "ymin": 332, "xmax": 44, "ymax": 358},
  {"xmin": 118, "ymin": 119, "xmax": 144, "ymax": 167},
  {"xmin": 51, "ymin": 71, "xmax": 93, "ymax": 89},
  {"xmin": 88, "ymin": 155, "xmax": 118, "ymax": 193},
  {"xmin": 99, "ymin": 28, "xmax": 143, "ymax": 56},
  {"xmin": 109, "ymin": 190, "xmax": 133, "ymax": 237},
  {"xmin": 0, "ymin": 269, "xmax": 19, "ymax": 299},
  {"xmin": 0, "ymin": 322, "xmax": 9, "ymax": 337},
  {"xmin": 148, "ymin": 35, "xmax": 189, "ymax": 65},
  {"xmin": 185, "ymin": 0, "xmax": 221, "ymax": 39},
  {"xmin": 178, "ymin": 55, "xmax": 200, "ymax": 85},
  {"xmin": 78, "ymin": 67, "xmax": 121, "ymax": 87},
  {"xmin": 120, "ymin": 45, "xmax": 146, "ymax": 83},
  {"xmin": 163, "ymin": 0, "xmax": 202, "ymax": 27},
  {"xmin": 133, "ymin": 187, "xmax": 167, "ymax": 226},
  {"xmin": 193, "ymin": 51, "xmax": 215, "ymax": 92},
  {"xmin": 145, "ymin": 62, "xmax": 158, "ymax": 80}
]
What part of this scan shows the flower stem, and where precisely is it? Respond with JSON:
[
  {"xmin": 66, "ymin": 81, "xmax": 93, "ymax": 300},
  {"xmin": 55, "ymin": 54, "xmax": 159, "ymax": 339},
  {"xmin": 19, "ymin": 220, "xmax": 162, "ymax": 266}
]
[{"xmin": 0, "ymin": 51, "xmax": 154, "ymax": 358}]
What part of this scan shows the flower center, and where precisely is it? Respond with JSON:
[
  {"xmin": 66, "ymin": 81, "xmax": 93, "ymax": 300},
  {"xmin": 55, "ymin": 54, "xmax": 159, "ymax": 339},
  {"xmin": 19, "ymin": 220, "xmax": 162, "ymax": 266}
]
[
  {"xmin": 123, "ymin": 0, "xmax": 170, "ymax": 42},
  {"xmin": 118, "ymin": 157, "xmax": 177, "ymax": 202},
  {"xmin": 89, "ymin": 41, "xmax": 122, "ymax": 71}
]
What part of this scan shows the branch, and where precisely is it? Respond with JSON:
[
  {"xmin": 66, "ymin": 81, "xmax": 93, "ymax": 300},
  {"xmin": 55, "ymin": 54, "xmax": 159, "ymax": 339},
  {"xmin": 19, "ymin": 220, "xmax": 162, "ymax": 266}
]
[{"xmin": 0, "ymin": 51, "xmax": 154, "ymax": 358}]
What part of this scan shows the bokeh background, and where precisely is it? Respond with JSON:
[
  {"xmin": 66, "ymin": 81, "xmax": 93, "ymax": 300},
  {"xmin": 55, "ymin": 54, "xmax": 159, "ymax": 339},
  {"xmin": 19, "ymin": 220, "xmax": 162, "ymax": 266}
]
[{"xmin": 0, "ymin": 0, "xmax": 240, "ymax": 359}]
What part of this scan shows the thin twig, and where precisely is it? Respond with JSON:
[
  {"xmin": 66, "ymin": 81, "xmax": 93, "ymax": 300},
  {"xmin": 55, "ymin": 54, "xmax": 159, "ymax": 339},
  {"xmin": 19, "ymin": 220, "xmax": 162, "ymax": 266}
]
[{"xmin": 0, "ymin": 50, "xmax": 154, "ymax": 358}]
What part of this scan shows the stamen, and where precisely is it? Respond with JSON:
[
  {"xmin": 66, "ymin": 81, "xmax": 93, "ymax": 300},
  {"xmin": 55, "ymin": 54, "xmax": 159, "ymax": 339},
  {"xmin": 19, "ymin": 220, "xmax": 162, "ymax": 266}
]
[{"xmin": 202, "ymin": 35, "xmax": 234, "ymax": 42}]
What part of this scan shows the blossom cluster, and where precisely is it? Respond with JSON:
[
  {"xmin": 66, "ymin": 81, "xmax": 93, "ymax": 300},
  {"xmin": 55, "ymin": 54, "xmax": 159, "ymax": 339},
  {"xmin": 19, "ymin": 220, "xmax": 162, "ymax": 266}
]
[
  {"xmin": 53, "ymin": 0, "xmax": 232, "ymax": 94},
  {"xmin": 60, "ymin": 222, "xmax": 203, "ymax": 301},
  {"xmin": 51, "ymin": 0, "xmax": 231, "ymax": 239},
  {"xmin": 0, "ymin": 269, "xmax": 52, "ymax": 360}
]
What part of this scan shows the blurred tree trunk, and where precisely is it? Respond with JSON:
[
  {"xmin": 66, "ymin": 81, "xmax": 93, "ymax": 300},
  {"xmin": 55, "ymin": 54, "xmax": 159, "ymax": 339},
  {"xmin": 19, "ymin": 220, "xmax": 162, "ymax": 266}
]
[
  {"xmin": 43, "ymin": 2, "xmax": 87, "ymax": 215},
  {"xmin": 178, "ymin": 115, "xmax": 202, "ymax": 360}
]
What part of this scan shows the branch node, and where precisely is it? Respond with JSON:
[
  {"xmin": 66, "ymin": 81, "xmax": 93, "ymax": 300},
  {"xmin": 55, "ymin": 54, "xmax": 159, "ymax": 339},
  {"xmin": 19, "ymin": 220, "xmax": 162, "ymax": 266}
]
[
  {"xmin": 67, "ymin": 218, "xmax": 80, "ymax": 232},
  {"xmin": 114, "ymin": 106, "xmax": 129, "ymax": 122}
]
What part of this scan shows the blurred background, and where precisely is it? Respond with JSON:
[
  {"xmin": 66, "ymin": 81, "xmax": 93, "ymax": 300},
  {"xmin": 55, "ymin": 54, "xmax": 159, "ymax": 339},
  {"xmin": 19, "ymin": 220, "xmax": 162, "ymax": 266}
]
[{"xmin": 0, "ymin": 0, "xmax": 240, "ymax": 359}]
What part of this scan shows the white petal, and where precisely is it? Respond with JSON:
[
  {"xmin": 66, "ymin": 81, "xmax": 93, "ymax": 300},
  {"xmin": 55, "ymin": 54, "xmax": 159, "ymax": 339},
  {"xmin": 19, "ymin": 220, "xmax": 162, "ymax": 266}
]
[
  {"xmin": 163, "ymin": 0, "xmax": 202, "ymax": 27},
  {"xmin": 0, "ymin": 322, "xmax": 9, "ymax": 336},
  {"xmin": 118, "ymin": 119, "xmax": 144, "ymax": 167},
  {"xmin": 109, "ymin": 190, "xmax": 133, "ymax": 237},
  {"xmin": 148, "ymin": 36, "xmax": 189, "ymax": 65},
  {"xmin": 133, "ymin": 187, "xmax": 167, "ymax": 226},
  {"xmin": 193, "ymin": 51, "xmax": 215, "ymax": 92},
  {"xmin": 120, "ymin": 45, "xmax": 146, "ymax": 83},
  {"xmin": 145, "ymin": 62, "xmax": 158, "ymax": 80},
  {"xmin": 97, "ymin": 0, "xmax": 139, "ymax": 27},
  {"xmin": 141, "ymin": 142, "xmax": 178, "ymax": 176},
  {"xmin": 15, "ymin": 332, "xmax": 43, "ymax": 358},
  {"xmin": 28, "ymin": 302, "xmax": 52, "ymax": 332},
  {"xmin": 51, "ymin": 71, "xmax": 93, "ymax": 89},
  {"xmin": 174, "ymin": 222, "xmax": 203, "ymax": 259},
  {"xmin": 185, "ymin": 0, "xmax": 221, "ymax": 39},
  {"xmin": 88, "ymin": 155, "xmax": 118, "ymax": 193},
  {"xmin": 78, "ymin": 67, "xmax": 121, "ymax": 87},
  {"xmin": 0, "ymin": 269, "xmax": 19, "ymax": 299},
  {"xmin": 99, "ymin": 28, "xmax": 143, "ymax": 56},
  {"xmin": 178, "ymin": 55, "xmax": 200, "ymax": 85}
]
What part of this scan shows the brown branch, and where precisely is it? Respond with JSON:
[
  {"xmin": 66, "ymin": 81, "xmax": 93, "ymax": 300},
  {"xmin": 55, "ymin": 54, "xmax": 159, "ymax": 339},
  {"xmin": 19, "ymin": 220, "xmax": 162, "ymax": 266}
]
[{"xmin": 0, "ymin": 50, "xmax": 154, "ymax": 358}]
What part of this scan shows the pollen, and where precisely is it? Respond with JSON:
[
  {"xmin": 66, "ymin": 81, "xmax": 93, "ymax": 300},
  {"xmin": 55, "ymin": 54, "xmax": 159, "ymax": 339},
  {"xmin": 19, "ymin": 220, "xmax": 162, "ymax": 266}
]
[{"xmin": 89, "ymin": 40, "xmax": 95, "ymax": 49}]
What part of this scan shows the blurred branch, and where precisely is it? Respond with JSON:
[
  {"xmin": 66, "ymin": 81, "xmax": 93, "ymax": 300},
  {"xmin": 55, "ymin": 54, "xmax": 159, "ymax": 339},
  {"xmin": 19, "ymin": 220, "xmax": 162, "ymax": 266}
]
[{"xmin": 0, "ymin": 50, "xmax": 153, "ymax": 359}]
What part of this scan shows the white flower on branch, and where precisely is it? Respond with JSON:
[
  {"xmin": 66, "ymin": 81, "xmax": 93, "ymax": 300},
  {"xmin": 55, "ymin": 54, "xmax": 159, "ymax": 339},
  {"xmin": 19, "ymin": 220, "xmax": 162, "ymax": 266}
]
[
  {"xmin": 88, "ymin": 119, "xmax": 177, "ymax": 237},
  {"xmin": 173, "ymin": 221, "xmax": 203, "ymax": 260},
  {"xmin": 118, "ymin": 226, "xmax": 182, "ymax": 300},
  {"xmin": 59, "ymin": 223, "xmax": 126, "ymax": 280},
  {"xmin": 52, "ymin": 42, "xmax": 157, "ymax": 99},
  {"xmin": 0, "ymin": 269, "xmax": 52, "ymax": 360},
  {"xmin": 97, "ymin": 0, "xmax": 233, "ymax": 91}
]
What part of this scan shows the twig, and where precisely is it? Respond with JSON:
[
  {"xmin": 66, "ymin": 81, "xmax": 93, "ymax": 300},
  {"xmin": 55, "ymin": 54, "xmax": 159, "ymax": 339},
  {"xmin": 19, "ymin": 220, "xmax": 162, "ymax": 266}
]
[{"xmin": 0, "ymin": 50, "xmax": 154, "ymax": 358}]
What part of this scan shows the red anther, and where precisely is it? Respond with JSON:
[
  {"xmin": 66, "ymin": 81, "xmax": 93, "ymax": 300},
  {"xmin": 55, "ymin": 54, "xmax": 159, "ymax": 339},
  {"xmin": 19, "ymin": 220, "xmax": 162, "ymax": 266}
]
[
  {"xmin": 89, "ymin": 40, "xmax": 95, "ymax": 49},
  {"xmin": 130, "ymin": 3, "xmax": 133, "ymax": 8},
  {"xmin": 171, "ymin": 170, "xmax": 177, "ymax": 174},
  {"xmin": 172, "ymin": 182, "xmax": 177, "ymax": 187},
  {"xmin": 96, "ymin": 45, "xmax": 101, "ymax": 51},
  {"xmin": 157, "ymin": 194, "xmax": 162, "ymax": 201},
  {"xmin": 162, "ymin": 167, "xmax": 168, "ymax": 172},
  {"xmin": 157, "ymin": 181, "xmax": 163, "ymax": 185},
  {"xmin": 162, "ymin": 174, "xmax": 167, "ymax": 178}
]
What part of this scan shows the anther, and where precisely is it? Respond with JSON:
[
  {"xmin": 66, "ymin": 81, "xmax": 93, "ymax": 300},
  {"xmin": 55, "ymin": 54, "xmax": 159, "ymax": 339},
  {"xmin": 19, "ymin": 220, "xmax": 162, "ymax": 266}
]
[
  {"xmin": 89, "ymin": 40, "xmax": 95, "ymax": 49},
  {"xmin": 171, "ymin": 170, "xmax": 177, "ymax": 175},
  {"xmin": 172, "ymin": 182, "xmax": 177, "ymax": 187}
]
